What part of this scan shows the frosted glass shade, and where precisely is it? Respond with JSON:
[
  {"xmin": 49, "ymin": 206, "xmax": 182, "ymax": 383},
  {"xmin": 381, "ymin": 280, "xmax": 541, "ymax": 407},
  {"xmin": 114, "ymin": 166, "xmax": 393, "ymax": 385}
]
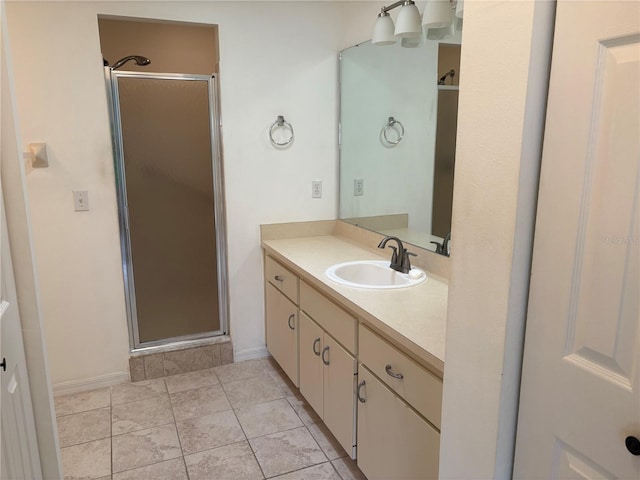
[
  {"xmin": 394, "ymin": 3, "xmax": 422, "ymax": 38},
  {"xmin": 401, "ymin": 33, "xmax": 423, "ymax": 48},
  {"xmin": 423, "ymin": 0, "xmax": 453, "ymax": 28},
  {"xmin": 372, "ymin": 14, "xmax": 396, "ymax": 46}
]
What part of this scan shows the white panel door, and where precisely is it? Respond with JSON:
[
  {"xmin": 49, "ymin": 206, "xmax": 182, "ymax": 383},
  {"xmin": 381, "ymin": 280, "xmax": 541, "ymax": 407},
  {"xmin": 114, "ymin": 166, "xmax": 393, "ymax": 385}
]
[
  {"xmin": 0, "ymin": 190, "xmax": 42, "ymax": 479},
  {"xmin": 515, "ymin": 1, "xmax": 639, "ymax": 478}
]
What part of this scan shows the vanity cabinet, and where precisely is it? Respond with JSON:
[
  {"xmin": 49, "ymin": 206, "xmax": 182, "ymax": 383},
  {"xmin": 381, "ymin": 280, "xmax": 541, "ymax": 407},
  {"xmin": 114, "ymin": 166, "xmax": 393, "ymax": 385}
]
[
  {"xmin": 357, "ymin": 324, "xmax": 442, "ymax": 479},
  {"xmin": 299, "ymin": 281, "xmax": 357, "ymax": 458},
  {"xmin": 265, "ymin": 257, "xmax": 299, "ymax": 387}
]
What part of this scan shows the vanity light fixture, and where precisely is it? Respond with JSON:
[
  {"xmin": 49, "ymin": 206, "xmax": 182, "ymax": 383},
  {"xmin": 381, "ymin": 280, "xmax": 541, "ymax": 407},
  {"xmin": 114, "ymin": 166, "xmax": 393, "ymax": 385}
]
[
  {"xmin": 371, "ymin": 0, "xmax": 422, "ymax": 46},
  {"xmin": 372, "ymin": 0, "xmax": 463, "ymax": 46}
]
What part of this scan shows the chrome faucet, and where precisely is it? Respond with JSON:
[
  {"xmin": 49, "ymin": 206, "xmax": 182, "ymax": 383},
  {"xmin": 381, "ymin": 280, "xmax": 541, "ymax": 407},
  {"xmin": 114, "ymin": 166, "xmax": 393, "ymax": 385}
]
[{"xmin": 377, "ymin": 236, "xmax": 416, "ymax": 274}]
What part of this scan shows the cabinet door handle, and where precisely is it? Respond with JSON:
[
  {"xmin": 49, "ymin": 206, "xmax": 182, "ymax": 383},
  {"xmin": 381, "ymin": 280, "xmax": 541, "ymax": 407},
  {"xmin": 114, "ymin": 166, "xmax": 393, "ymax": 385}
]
[
  {"xmin": 321, "ymin": 346, "xmax": 330, "ymax": 365},
  {"xmin": 287, "ymin": 314, "xmax": 295, "ymax": 330},
  {"xmin": 385, "ymin": 364, "xmax": 404, "ymax": 379},
  {"xmin": 274, "ymin": 275, "xmax": 284, "ymax": 282},
  {"xmin": 313, "ymin": 338, "xmax": 321, "ymax": 356},
  {"xmin": 357, "ymin": 380, "xmax": 366, "ymax": 403}
]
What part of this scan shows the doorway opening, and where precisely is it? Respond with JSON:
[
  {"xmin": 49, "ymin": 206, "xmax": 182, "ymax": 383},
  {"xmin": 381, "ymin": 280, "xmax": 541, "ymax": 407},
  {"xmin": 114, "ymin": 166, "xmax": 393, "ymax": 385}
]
[{"xmin": 99, "ymin": 17, "xmax": 228, "ymax": 350}]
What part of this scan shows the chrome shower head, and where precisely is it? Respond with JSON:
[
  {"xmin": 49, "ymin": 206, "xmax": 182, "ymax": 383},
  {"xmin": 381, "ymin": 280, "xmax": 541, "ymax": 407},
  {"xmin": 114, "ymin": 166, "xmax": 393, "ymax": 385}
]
[{"xmin": 111, "ymin": 55, "xmax": 151, "ymax": 70}]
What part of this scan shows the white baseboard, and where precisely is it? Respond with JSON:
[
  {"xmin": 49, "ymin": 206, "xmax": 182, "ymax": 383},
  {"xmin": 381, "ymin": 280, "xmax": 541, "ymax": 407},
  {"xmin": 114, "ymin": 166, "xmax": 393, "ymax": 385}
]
[
  {"xmin": 233, "ymin": 345, "xmax": 269, "ymax": 362},
  {"xmin": 53, "ymin": 371, "xmax": 130, "ymax": 396}
]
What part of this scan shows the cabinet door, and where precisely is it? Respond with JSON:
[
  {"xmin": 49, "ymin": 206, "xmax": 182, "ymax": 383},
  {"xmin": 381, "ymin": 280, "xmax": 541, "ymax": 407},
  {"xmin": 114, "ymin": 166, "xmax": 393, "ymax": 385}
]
[
  {"xmin": 322, "ymin": 334, "xmax": 356, "ymax": 458},
  {"xmin": 265, "ymin": 283, "xmax": 298, "ymax": 387},
  {"xmin": 357, "ymin": 366, "xmax": 440, "ymax": 480},
  {"xmin": 298, "ymin": 312, "xmax": 324, "ymax": 418}
]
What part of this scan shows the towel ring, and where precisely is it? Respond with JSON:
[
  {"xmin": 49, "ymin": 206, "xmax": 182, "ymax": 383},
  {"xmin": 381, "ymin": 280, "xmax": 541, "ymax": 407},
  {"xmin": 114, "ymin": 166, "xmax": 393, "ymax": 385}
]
[
  {"xmin": 382, "ymin": 117, "xmax": 404, "ymax": 145},
  {"xmin": 269, "ymin": 115, "xmax": 294, "ymax": 147}
]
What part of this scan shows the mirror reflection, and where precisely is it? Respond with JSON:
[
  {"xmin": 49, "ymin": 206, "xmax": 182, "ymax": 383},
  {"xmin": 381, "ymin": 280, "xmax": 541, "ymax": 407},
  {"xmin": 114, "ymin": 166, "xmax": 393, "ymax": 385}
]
[{"xmin": 339, "ymin": 32, "xmax": 461, "ymax": 255}]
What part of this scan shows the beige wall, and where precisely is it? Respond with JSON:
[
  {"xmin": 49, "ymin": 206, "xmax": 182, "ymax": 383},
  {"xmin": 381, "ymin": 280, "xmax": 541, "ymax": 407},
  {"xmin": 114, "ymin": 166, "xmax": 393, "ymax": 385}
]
[
  {"xmin": 440, "ymin": 1, "xmax": 555, "ymax": 477},
  {"xmin": 1, "ymin": 3, "xmax": 61, "ymax": 476},
  {"xmin": 98, "ymin": 17, "xmax": 219, "ymax": 74}
]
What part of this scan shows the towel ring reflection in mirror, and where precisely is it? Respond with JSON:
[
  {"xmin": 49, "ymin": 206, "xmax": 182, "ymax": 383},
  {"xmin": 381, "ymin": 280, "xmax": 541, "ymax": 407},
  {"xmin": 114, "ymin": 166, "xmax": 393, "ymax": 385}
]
[
  {"xmin": 382, "ymin": 116, "xmax": 404, "ymax": 145},
  {"xmin": 269, "ymin": 115, "xmax": 294, "ymax": 147}
]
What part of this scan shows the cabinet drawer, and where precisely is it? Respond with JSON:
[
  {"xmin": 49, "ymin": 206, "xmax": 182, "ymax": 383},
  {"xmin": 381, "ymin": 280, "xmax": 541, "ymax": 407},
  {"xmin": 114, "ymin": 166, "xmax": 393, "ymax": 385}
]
[
  {"xmin": 359, "ymin": 324, "xmax": 442, "ymax": 429},
  {"xmin": 300, "ymin": 281, "xmax": 356, "ymax": 354},
  {"xmin": 265, "ymin": 256, "xmax": 299, "ymax": 304}
]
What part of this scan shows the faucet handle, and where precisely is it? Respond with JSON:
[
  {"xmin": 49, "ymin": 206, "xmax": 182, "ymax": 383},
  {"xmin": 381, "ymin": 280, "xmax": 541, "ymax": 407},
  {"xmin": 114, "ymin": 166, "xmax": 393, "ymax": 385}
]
[{"xmin": 401, "ymin": 250, "xmax": 417, "ymax": 273}]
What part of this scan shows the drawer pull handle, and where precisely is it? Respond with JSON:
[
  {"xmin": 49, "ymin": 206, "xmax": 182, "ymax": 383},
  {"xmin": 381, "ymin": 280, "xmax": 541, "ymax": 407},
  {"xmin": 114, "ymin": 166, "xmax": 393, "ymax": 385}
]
[
  {"xmin": 385, "ymin": 364, "xmax": 404, "ymax": 379},
  {"xmin": 274, "ymin": 275, "xmax": 284, "ymax": 282},
  {"xmin": 287, "ymin": 314, "xmax": 295, "ymax": 330},
  {"xmin": 321, "ymin": 346, "xmax": 330, "ymax": 365},
  {"xmin": 357, "ymin": 380, "xmax": 366, "ymax": 403},
  {"xmin": 313, "ymin": 338, "xmax": 321, "ymax": 356}
]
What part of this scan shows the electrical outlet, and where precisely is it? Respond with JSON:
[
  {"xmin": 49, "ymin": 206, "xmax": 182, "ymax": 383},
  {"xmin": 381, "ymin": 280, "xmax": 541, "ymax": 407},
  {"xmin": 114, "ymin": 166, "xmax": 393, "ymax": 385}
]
[
  {"xmin": 73, "ymin": 191, "xmax": 89, "ymax": 211},
  {"xmin": 354, "ymin": 178, "xmax": 364, "ymax": 196},
  {"xmin": 312, "ymin": 180, "xmax": 322, "ymax": 199}
]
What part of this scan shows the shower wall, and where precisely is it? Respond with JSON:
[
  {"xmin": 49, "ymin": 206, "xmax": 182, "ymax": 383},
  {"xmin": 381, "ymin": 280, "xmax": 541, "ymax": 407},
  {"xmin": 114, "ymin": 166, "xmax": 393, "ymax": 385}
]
[{"xmin": 98, "ymin": 18, "xmax": 219, "ymax": 74}]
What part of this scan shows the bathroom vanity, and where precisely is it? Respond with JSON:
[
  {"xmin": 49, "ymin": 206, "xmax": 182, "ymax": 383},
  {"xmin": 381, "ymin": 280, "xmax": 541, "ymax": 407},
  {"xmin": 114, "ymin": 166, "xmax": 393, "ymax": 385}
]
[{"xmin": 261, "ymin": 221, "xmax": 448, "ymax": 480}]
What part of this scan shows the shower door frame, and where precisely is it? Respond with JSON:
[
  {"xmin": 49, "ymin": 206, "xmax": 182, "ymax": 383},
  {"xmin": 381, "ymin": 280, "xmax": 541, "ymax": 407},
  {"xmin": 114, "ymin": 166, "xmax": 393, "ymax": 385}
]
[{"xmin": 106, "ymin": 70, "xmax": 229, "ymax": 351}]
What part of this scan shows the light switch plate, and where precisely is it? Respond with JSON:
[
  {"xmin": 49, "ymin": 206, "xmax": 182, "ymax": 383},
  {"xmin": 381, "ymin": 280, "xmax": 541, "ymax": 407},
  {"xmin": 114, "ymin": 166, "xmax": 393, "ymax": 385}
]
[
  {"xmin": 312, "ymin": 180, "xmax": 322, "ymax": 199},
  {"xmin": 73, "ymin": 191, "xmax": 89, "ymax": 211}
]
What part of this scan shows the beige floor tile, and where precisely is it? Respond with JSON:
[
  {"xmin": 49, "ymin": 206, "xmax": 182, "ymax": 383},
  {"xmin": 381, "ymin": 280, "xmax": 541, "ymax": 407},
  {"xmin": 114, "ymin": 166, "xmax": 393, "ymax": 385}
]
[
  {"xmin": 271, "ymin": 462, "xmax": 341, "ymax": 480},
  {"xmin": 176, "ymin": 410, "xmax": 246, "ymax": 455},
  {"xmin": 170, "ymin": 384, "xmax": 232, "ymax": 421},
  {"xmin": 307, "ymin": 422, "xmax": 348, "ymax": 460},
  {"xmin": 57, "ymin": 407, "xmax": 111, "ymax": 448},
  {"xmin": 260, "ymin": 356, "xmax": 283, "ymax": 375},
  {"xmin": 112, "ymin": 395, "xmax": 173, "ymax": 435},
  {"xmin": 286, "ymin": 395, "xmax": 321, "ymax": 426},
  {"xmin": 54, "ymin": 388, "xmax": 110, "ymax": 417},
  {"xmin": 112, "ymin": 423, "xmax": 182, "ymax": 473},
  {"xmin": 185, "ymin": 441, "xmax": 263, "ymax": 480},
  {"xmin": 61, "ymin": 437, "xmax": 111, "ymax": 480},
  {"xmin": 223, "ymin": 374, "xmax": 284, "ymax": 409},
  {"xmin": 268, "ymin": 369, "xmax": 298, "ymax": 397},
  {"xmin": 112, "ymin": 458, "xmax": 188, "ymax": 480},
  {"xmin": 165, "ymin": 368, "xmax": 219, "ymax": 394},
  {"xmin": 214, "ymin": 359, "xmax": 268, "ymax": 384},
  {"xmin": 331, "ymin": 457, "xmax": 367, "ymax": 480},
  {"xmin": 111, "ymin": 378, "xmax": 167, "ymax": 406},
  {"xmin": 249, "ymin": 426, "xmax": 327, "ymax": 478},
  {"xmin": 235, "ymin": 398, "xmax": 302, "ymax": 439}
]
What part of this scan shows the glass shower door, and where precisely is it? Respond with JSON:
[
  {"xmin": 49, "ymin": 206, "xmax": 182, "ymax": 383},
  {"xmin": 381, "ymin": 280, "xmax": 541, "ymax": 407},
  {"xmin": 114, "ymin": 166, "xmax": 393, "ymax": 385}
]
[{"xmin": 110, "ymin": 72, "xmax": 227, "ymax": 347}]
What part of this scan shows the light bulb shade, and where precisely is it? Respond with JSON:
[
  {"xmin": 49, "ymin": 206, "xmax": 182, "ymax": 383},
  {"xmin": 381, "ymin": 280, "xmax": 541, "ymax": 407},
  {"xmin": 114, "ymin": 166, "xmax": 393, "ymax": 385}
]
[
  {"xmin": 425, "ymin": 21, "xmax": 455, "ymax": 40},
  {"xmin": 394, "ymin": 3, "xmax": 422, "ymax": 38},
  {"xmin": 455, "ymin": 0, "xmax": 464, "ymax": 19},
  {"xmin": 423, "ymin": 0, "xmax": 453, "ymax": 28},
  {"xmin": 372, "ymin": 14, "xmax": 397, "ymax": 45},
  {"xmin": 401, "ymin": 35, "xmax": 422, "ymax": 48}
]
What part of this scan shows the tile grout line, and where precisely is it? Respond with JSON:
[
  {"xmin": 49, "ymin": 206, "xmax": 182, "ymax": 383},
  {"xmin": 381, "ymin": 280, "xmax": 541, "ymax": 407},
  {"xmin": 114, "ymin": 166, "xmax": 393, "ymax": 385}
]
[
  {"xmin": 265, "ymin": 460, "xmax": 335, "ymax": 480},
  {"xmin": 218, "ymin": 372, "xmax": 268, "ymax": 479}
]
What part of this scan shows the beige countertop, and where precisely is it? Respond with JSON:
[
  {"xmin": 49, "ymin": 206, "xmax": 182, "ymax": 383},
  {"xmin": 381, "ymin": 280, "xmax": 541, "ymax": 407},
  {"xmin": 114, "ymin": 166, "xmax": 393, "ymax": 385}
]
[{"xmin": 261, "ymin": 235, "xmax": 448, "ymax": 376}]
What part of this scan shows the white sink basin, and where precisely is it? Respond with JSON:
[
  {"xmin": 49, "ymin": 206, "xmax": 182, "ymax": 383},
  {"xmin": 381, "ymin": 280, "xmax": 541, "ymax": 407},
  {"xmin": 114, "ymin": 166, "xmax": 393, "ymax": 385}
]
[{"xmin": 325, "ymin": 260, "xmax": 426, "ymax": 289}]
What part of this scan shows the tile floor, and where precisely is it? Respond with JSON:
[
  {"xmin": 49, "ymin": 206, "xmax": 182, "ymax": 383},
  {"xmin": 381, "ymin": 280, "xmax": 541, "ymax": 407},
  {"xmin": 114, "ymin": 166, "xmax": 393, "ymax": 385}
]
[{"xmin": 55, "ymin": 357, "xmax": 368, "ymax": 480}]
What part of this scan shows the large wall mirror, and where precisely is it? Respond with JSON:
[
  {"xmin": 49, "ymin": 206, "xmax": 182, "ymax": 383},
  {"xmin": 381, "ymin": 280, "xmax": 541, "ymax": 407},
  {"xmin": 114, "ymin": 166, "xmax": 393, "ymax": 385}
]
[{"xmin": 339, "ymin": 29, "xmax": 462, "ymax": 256}]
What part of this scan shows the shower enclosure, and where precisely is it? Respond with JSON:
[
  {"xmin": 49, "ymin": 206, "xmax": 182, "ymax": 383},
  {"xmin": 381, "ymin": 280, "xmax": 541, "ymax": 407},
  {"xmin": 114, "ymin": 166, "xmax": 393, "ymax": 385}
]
[{"xmin": 106, "ymin": 70, "xmax": 228, "ymax": 349}]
